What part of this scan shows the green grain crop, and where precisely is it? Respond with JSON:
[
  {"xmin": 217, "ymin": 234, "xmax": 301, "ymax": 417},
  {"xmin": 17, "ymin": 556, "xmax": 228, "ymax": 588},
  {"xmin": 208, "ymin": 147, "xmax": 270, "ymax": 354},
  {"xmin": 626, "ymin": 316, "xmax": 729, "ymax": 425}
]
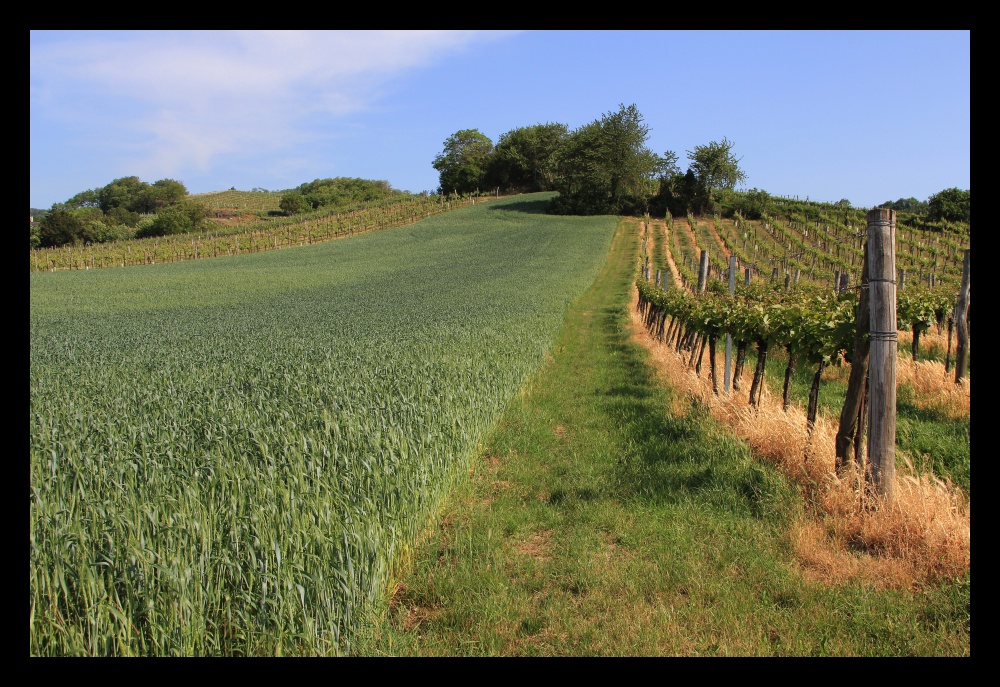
[{"xmin": 30, "ymin": 193, "xmax": 616, "ymax": 656}]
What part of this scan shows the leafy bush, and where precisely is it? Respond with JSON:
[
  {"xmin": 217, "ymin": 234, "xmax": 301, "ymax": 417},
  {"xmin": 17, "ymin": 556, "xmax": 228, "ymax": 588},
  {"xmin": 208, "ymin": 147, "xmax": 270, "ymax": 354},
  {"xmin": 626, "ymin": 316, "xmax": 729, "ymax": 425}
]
[
  {"xmin": 88, "ymin": 221, "xmax": 135, "ymax": 243},
  {"xmin": 38, "ymin": 209, "xmax": 93, "ymax": 247},
  {"xmin": 135, "ymin": 201, "xmax": 209, "ymax": 238},
  {"xmin": 279, "ymin": 192, "xmax": 310, "ymax": 215},
  {"xmin": 728, "ymin": 188, "xmax": 773, "ymax": 220},
  {"xmin": 928, "ymin": 187, "xmax": 970, "ymax": 223}
]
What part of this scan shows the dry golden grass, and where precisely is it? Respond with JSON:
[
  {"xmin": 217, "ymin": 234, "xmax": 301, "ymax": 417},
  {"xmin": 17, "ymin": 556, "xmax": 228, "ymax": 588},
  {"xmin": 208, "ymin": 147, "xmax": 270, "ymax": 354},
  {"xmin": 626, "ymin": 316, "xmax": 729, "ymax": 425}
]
[
  {"xmin": 896, "ymin": 330, "xmax": 970, "ymax": 421},
  {"xmin": 629, "ymin": 286, "xmax": 970, "ymax": 590}
]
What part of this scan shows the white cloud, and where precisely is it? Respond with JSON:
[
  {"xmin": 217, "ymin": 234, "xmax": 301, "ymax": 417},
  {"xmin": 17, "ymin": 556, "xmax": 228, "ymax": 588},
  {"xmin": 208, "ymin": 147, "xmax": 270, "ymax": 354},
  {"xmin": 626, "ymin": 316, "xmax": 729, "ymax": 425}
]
[{"xmin": 30, "ymin": 30, "xmax": 514, "ymax": 181}]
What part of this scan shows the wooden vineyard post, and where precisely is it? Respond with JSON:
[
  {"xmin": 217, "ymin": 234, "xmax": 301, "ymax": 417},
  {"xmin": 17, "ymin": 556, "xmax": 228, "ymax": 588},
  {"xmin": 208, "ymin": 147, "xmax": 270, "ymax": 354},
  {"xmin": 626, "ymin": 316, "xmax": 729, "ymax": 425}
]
[
  {"xmin": 954, "ymin": 249, "xmax": 970, "ymax": 383},
  {"xmin": 866, "ymin": 208, "xmax": 897, "ymax": 501},
  {"xmin": 724, "ymin": 255, "xmax": 736, "ymax": 393},
  {"xmin": 839, "ymin": 272, "xmax": 850, "ymax": 294},
  {"xmin": 945, "ymin": 308, "xmax": 955, "ymax": 373},
  {"xmin": 836, "ymin": 241, "xmax": 870, "ymax": 475},
  {"xmin": 691, "ymin": 250, "xmax": 709, "ymax": 374}
]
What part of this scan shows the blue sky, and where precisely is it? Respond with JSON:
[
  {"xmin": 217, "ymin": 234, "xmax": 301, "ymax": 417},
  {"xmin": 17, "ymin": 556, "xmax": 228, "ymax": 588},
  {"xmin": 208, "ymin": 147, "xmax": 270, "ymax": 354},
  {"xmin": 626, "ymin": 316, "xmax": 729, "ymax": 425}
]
[{"xmin": 30, "ymin": 30, "xmax": 969, "ymax": 210}]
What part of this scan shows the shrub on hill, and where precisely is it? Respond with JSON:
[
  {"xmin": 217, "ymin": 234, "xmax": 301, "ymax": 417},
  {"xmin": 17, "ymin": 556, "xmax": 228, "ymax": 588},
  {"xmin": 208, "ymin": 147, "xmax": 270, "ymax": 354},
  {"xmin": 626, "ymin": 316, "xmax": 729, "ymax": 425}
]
[{"xmin": 282, "ymin": 177, "xmax": 402, "ymax": 214}]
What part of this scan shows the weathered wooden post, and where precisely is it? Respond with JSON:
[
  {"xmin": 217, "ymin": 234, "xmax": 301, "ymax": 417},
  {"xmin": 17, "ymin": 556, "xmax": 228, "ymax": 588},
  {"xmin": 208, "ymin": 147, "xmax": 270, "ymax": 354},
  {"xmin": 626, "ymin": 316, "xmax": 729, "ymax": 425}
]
[
  {"xmin": 945, "ymin": 292, "xmax": 957, "ymax": 373},
  {"xmin": 954, "ymin": 249, "xmax": 970, "ymax": 383},
  {"xmin": 690, "ymin": 249, "xmax": 710, "ymax": 372},
  {"xmin": 745, "ymin": 267, "xmax": 751, "ymax": 286},
  {"xmin": 655, "ymin": 268, "xmax": 661, "ymax": 288},
  {"xmin": 836, "ymin": 241, "xmax": 870, "ymax": 475},
  {"xmin": 697, "ymin": 250, "xmax": 709, "ymax": 293},
  {"xmin": 839, "ymin": 272, "xmax": 850, "ymax": 294},
  {"xmin": 898, "ymin": 268, "xmax": 905, "ymax": 291},
  {"xmin": 725, "ymin": 255, "xmax": 736, "ymax": 393},
  {"xmin": 866, "ymin": 208, "xmax": 897, "ymax": 500}
]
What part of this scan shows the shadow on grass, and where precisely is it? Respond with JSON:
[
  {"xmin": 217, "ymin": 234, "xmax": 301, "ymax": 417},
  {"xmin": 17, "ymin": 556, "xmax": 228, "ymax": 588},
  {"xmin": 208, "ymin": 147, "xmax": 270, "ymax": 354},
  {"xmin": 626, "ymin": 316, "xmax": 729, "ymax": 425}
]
[
  {"xmin": 598, "ymin": 301, "xmax": 795, "ymax": 520},
  {"xmin": 487, "ymin": 198, "xmax": 553, "ymax": 215}
]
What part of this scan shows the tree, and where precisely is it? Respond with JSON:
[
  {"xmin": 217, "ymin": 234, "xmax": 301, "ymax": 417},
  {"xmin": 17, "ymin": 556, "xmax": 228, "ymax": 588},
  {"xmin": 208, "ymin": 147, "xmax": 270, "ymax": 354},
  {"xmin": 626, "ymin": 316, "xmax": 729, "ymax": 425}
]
[
  {"xmin": 279, "ymin": 192, "xmax": 311, "ymax": 215},
  {"xmin": 653, "ymin": 168, "xmax": 710, "ymax": 218},
  {"xmin": 135, "ymin": 201, "xmax": 209, "ymax": 238},
  {"xmin": 93, "ymin": 176, "xmax": 188, "ymax": 214},
  {"xmin": 880, "ymin": 197, "xmax": 927, "ymax": 214},
  {"xmin": 686, "ymin": 137, "xmax": 748, "ymax": 212},
  {"xmin": 37, "ymin": 209, "xmax": 92, "ymax": 247},
  {"xmin": 432, "ymin": 129, "xmax": 494, "ymax": 195},
  {"xmin": 97, "ymin": 176, "xmax": 148, "ymax": 214},
  {"xmin": 731, "ymin": 188, "xmax": 773, "ymax": 220},
  {"xmin": 487, "ymin": 122, "xmax": 569, "ymax": 193},
  {"xmin": 105, "ymin": 206, "xmax": 142, "ymax": 227},
  {"xmin": 64, "ymin": 189, "xmax": 100, "ymax": 210},
  {"xmin": 148, "ymin": 179, "xmax": 188, "ymax": 207},
  {"xmin": 927, "ymin": 187, "xmax": 970, "ymax": 223},
  {"xmin": 549, "ymin": 104, "xmax": 661, "ymax": 215},
  {"xmin": 295, "ymin": 177, "xmax": 397, "ymax": 209},
  {"xmin": 659, "ymin": 150, "xmax": 681, "ymax": 178}
]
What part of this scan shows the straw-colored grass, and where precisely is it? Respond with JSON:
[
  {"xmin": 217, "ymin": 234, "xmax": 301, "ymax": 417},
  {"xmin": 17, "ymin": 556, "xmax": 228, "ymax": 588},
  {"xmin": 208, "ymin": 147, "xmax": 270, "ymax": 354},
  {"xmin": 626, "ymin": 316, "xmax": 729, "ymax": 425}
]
[
  {"xmin": 896, "ymin": 330, "xmax": 970, "ymax": 421},
  {"xmin": 628, "ymin": 287, "xmax": 970, "ymax": 590}
]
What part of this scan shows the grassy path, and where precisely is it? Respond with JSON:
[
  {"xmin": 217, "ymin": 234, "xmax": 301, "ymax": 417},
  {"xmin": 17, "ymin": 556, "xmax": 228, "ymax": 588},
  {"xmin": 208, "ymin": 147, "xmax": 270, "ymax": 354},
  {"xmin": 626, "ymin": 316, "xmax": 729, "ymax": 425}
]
[{"xmin": 355, "ymin": 219, "xmax": 969, "ymax": 656}]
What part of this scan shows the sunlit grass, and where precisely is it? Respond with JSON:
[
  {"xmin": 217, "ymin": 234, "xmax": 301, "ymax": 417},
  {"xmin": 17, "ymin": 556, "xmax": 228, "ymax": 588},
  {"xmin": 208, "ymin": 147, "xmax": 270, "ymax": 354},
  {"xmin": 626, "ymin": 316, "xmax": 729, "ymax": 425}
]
[
  {"xmin": 354, "ymin": 219, "xmax": 968, "ymax": 656},
  {"xmin": 30, "ymin": 193, "xmax": 616, "ymax": 656}
]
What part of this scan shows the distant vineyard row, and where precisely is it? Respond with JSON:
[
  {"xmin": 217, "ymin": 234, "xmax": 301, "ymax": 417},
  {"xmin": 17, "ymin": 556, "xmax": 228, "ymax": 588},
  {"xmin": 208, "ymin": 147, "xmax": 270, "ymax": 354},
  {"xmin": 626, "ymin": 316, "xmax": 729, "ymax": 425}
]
[{"xmin": 30, "ymin": 193, "xmax": 493, "ymax": 272}]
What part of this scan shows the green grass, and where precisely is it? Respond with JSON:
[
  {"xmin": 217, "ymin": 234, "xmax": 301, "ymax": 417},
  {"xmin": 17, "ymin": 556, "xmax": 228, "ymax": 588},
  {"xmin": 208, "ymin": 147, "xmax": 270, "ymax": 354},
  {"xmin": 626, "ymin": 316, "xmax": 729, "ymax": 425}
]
[{"xmin": 353, "ymin": 220, "xmax": 969, "ymax": 656}]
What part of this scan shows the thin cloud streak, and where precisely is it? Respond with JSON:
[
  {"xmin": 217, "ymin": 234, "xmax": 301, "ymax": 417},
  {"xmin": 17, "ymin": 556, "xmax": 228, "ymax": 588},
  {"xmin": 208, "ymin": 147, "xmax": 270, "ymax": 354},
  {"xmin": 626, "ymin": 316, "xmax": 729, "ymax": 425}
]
[
  {"xmin": 30, "ymin": 30, "xmax": 513, "ymax": 197},
  {"xmin": 30, "ymin": 31, "xmax": 967, "ymax": 209}
]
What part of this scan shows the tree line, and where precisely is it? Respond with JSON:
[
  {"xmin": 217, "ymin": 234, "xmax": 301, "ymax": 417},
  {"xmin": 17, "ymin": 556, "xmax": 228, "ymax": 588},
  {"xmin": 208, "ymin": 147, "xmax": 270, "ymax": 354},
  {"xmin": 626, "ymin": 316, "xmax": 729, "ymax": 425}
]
[
  {"xmin": 431, "ymin": 103, "xmax": 970, "ymax": 226},
  {"xmin": 31, "ymin": 103, "xmax": 969, "ymax": 249},
  {"xmin": 30, "ymin": 176, "xmax": 206, "ymax": 249},
  {"xmin": 431, "ymin": 103, "xmax": 749, "ymax": 218},
  {"xmin": 31, "ymin": 177, "xmax": 415, "ymax": 249},
  {"xmin": 880, "ymin": 188, "xmax": 970, "ymax": 223}
]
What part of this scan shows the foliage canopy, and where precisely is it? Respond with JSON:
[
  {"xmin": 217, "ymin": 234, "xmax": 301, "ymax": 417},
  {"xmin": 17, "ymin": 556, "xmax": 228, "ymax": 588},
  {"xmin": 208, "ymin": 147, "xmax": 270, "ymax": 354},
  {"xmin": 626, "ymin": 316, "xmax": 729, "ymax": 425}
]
[
  {"xmin": 927, "ymin": 187, "xmax": 970, "ymax": 224},
  {"xmin": 686, "ymin": 137, "xmax": 747, "ymax": 195},
  {"xmin": 432, "ymin": 129, "xmax": 494, "ymax": 196},
  {"xmin": 548, "ymin": 104, "xmax": 661, "ymax": 215},
  {"xmin": 486, "ymin": 123, "xmax": 568, "ymax": 193}
]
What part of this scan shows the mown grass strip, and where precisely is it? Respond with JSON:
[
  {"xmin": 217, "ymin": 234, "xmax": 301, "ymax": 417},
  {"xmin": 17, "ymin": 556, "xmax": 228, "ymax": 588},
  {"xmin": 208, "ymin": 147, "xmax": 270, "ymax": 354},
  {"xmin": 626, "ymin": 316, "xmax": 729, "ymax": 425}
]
[{"xmin": 356, "ymin": 219, "xmax": 969, "ymax": 657}]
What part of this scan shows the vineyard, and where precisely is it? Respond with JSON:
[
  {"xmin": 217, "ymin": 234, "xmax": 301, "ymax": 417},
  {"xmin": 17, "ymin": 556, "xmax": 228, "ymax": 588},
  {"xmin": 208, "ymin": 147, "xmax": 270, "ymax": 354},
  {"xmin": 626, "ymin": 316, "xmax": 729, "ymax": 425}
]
[
  {"xmin": 29, "ymin": 191, "xmax": 493, "ymax": 272},
  {"xmin": 631, "ymin": 203, "xmax": 969, "ymax": 585},
  {"xmin": 636, "ymin": 201, "xmax": 968, "ymax": 465},
  {"xmin": 29, "ymin": 190, "xmax": 970, "ymax": 655}
]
